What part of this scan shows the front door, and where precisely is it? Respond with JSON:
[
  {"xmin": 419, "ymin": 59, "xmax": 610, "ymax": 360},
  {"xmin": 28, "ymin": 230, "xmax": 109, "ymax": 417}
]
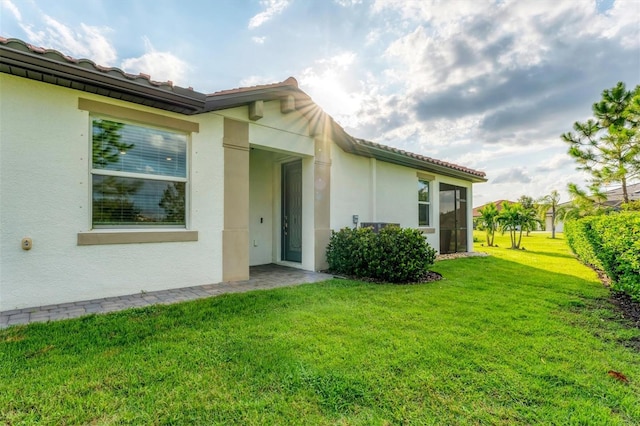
[
  {"xmin": 282, "ymin": 160, "xmax": 302, "ymax": 262},
  {"xmin": 439, "ymin": 183, "xmax": 468, "ymax": 254}
]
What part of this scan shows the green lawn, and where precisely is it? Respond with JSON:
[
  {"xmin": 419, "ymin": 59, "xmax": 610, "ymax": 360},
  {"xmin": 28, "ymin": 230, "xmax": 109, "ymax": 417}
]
[{"xmin": 1, "ymin": 233, "xmax": 639, "ymax": 425}]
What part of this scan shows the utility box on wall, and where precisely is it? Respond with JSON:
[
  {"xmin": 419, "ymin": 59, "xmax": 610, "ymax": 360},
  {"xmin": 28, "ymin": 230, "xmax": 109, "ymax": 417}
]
[{"xmin": 360, "ymin": 222, "xmax": 400, "ymax": 233}]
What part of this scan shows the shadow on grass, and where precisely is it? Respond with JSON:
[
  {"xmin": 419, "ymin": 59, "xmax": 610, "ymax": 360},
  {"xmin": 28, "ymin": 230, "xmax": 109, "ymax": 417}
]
[
  {"xmin": 1, "ymin": 255, "xmax": 639, "ymax": 424},
  {"xmin": 511, "ymin": 249, "xmax": 576, "ymax": 260}
]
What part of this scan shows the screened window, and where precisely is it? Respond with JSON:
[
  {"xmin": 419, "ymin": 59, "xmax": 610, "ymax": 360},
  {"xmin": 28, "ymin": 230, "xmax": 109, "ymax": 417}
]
[
  {"xmin": 91, "ymin": 118, "xmax": 188, "ymax": 227},
  {"xmin": 418, "ymin": 179, "xmax": 430, "ymax": 227}
]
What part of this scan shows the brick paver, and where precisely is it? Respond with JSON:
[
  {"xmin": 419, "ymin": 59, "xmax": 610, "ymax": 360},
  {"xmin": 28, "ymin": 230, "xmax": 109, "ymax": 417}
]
[{"xmin": 0, "ymin": 264, "xmax": 333, "ymax": 328}]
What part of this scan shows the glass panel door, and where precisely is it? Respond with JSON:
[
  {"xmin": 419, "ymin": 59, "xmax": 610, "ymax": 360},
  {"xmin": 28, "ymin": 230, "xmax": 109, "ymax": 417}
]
[
  {"xmin": 439, "ymin": 184, "xmax": 468, "ymax": 254},
  {"xmin": 281, "ymin": 160, "xmax": 302, "ymax": 262}
]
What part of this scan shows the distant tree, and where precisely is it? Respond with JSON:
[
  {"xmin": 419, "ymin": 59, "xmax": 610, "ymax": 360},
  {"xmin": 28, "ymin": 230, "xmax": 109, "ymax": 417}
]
[
  {"xmin": 91, "ymin": 119, "xmax": 141, "ymax": 225},
  {"xmin": 537, "ymin": 190, "xmax": 562, "ymax": 239},
  {"xmin": 517, "ymin": 195, "xmax": 538, "ymax": 236},
  {"xmin": 522, "ymin": 208, "xmax": 542, "ymax": 239},
  {"xmin": 474, "ymin": 202, "xmax": 499, "ymax": 247},
  {"xmin": 497, "ymin": 202, "xmax": 526, "ymax": 249},
  {"xmin": 562, "ymin": 82, "xmax": 640, "ymax": 204},
  {"xmin": 563, "ymin": 183, "xmax": 611, "ymax": 220},
  {"xmin": 93, "ymin": 176, "xmax": 142, "ymax": 224},
  {"xmin": 159, "ymin": 183, "xmax": 185, "ymax": 224},
  {"xmin": 92, "ymin": 119, "xmax": 134, "ymax": 168}
]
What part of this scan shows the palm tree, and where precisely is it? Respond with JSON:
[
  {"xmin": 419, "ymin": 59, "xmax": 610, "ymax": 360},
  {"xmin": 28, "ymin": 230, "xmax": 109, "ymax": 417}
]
[
  {"xmin": 537, "ymin": 190, "xmax": 562, "ymax": 238},
  {"xmin": 496, "ymin": 202, "xmax": 542, "ymax": 249},
  {"xmin": 497, "ymin": 202, "xmax": 525, "ymax": 249},
  {"xmin": 474, "ymin": 202, "xmax": 499, "ymax": 246}
]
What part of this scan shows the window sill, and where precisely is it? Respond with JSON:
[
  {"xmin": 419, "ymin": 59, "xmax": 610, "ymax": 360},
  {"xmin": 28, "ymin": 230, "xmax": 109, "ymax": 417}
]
[
  {"xmin": 77, "ymin": 230, "xmax": 198, "ymax": 245},
  {"xmin": 418, "ymin": 227, "xmax": 436, "ymax": 234}
]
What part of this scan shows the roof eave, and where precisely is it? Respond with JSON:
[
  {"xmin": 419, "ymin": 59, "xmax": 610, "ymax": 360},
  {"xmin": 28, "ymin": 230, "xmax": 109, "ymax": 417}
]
[
  {"xmin": 0, "ymin": 42, "xmax": 206, "ymax": 114},
  {"xmin": 353, "ymin": 143, "xmax": 487, "ymax": 183},
  {"xmin": 203, "ymin": 85, "xmax": 310, "ymax": 111}
]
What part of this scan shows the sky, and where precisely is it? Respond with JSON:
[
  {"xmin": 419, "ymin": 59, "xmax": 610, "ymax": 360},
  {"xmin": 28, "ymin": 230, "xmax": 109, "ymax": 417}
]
[{"xmin": 2, "ymin": 0, "xmax": 639, "ymax": 207}]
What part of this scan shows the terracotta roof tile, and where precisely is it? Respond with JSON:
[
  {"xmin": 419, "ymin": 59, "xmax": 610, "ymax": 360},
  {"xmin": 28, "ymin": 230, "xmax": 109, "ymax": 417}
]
[
  {"xmin": 0, "ymin": 37, "xmax": 179, "ymax": 90},
  {"xmin": 354, "ymin": 139, "xmax": 486, "ymax": 178},
  {"xmin": 209, "ymin": 76, "xmax": 299, "ymax": 96}
]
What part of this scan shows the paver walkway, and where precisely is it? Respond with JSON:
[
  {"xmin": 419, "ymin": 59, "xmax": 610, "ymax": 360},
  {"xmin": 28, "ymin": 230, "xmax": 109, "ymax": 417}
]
[{"xmin": 0, "ymin": 264, "xmax": 333, "ymax": 328}]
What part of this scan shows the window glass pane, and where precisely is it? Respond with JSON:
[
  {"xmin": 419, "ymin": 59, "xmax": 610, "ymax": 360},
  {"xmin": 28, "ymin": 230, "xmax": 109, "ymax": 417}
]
[
  {"xmin": 92, "ymin": 119, "xmax": 187, "ymax": 178},
  {"xmin": 93, "ymin": 175, "xmax": 185, "ymax": 226},
  {"xmin": 419, "ymin": 203, "xmax": 429, "ymax": 226},
  {"xmin": 418, "ymin": 180, "xmax": 429, "ymax": 201}
]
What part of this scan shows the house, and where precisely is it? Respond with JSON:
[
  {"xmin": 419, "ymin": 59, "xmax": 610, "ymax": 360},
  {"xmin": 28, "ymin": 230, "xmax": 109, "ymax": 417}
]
[
  {"xmin": 472, "ymin": 200, "xmax": 515, "ymax": 219},
  {"xmin": 0, "ymin": 38, "xmax": 486, "ymax": 311},
  {"xmin": 547, "ymin": 183, "xmax": 640, "ymax": 233}
]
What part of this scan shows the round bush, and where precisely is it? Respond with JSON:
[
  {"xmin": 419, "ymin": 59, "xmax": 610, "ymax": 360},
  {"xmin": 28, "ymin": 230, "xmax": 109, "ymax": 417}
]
[{"xmin": 326, "ymin": 225, "xmax": 436, "ymax": 283}]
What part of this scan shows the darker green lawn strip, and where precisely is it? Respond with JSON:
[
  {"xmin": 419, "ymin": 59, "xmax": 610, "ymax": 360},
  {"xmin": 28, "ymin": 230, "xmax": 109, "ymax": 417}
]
[{"xmin": 1, "ymin": 234, "xmax": 639, "ymax": 425}]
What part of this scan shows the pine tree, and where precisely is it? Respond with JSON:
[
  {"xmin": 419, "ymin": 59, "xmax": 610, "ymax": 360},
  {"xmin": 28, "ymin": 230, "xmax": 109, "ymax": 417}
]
[{"xmin": 562, "ymin": 82, "xmax": 640, "ymax": 204}]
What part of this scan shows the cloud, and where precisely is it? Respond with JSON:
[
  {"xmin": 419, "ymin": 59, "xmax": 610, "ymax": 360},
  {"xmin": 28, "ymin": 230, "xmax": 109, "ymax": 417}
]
[
  {"xmin": 252, "ymin": 36, "xmax": 266, "ymax": 44},
  {"xmin": 350, "ymin": 0, "xmax": 640, "ymax": 154},
  {"xmin": 492, "ymin": 168, "xmax": 532, "ymax": 184},
  {"xmin": 334, "ymin": 0, "xmax": 363, "ymax": 6},
  {"xmin": 11, "ymin": 11, "xmax": 117, "ymax": 65},
  {"xmin": 534, "ymin": 154, "xmax": 574, "ymax": 173},
  {"xmin": 1, "ymin": 0, "xmax": 21, "ymax": 21},
  {"xmin": 248, "ymin": 0, "xmax": 290, "ymax": 29},
  {"xmin": 299, "ymin": 52, "xmax": 369, "ymax": 128},
  {"xmin": 120, "ymin": 37, "xmax": 190, "ymax": 85}
]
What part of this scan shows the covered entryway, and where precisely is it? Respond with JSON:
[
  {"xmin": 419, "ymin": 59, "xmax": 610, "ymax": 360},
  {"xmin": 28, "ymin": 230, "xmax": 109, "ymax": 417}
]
[
  {"xmin": 248, "ymin": 148, "xmax": 310, "ymax": 269},
  {"xmin": 439, "ymin": 183, "xmax": 468, "ymax": 254}
]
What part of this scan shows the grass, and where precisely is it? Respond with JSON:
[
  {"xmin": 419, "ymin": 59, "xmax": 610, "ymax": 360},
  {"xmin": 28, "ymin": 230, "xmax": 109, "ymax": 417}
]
[{"xmin": 1, "ymin": 233, "xmax": 639, "ymax": 424}]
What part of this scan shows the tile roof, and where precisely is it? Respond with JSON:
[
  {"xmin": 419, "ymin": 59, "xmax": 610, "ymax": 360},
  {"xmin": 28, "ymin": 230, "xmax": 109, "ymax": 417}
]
[
  {"xmin": 1, "ymin": 36, "xmax": 487, "ymax": 182},
  {"xmin": 0, "ymin": 37, "xmax": 189, "ymax": 90},
  {"xmin": 209, "ymin": 77, "xmax": 299, "ymax": 96},
  {"xmin": 354, "ymin": 139, "xmax": 487, "ymax": 179},
  {"xmin": 472, "ymin": 200, "xmax": 516, "ymax": 216}
]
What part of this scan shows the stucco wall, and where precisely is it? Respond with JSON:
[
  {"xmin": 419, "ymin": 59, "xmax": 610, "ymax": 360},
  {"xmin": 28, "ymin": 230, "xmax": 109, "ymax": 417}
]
[
  {"xmin": 249, "ymin": 149, "xmax": 274, "ymax": 266},
  {"xmin": 0, "ymin": 74, "xmax": 224, "ymax": 310},
  {"xmin": 329, "ymin": 143, "xmax": 476, "ymax": 253}
]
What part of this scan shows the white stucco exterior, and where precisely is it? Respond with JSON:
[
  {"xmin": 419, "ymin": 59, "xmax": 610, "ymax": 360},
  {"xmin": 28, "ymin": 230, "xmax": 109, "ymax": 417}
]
[
  {"xmin": 0, "ymin": 74, "xmax": 224, "ymax": 309},
  {"xmin": 330, "ymin": 145, "xmax": 475, "ymax": 252},
  {"xmin": 1, "ymin": 68, "xmax": 483, "ymax": 311}
]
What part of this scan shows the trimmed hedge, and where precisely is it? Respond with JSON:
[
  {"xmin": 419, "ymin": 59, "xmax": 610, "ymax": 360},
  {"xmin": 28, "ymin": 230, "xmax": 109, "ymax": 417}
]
[
  {"xmin": 564, "ymin": 218, "xmax": 604, "ymax": 271},
  {"xmin": 565, "ymin": 212, "xmax": 640, "ymax": 301},
  {"xmin": 326, "ymin": 226, "xmax": 436, "ymax": 283}
]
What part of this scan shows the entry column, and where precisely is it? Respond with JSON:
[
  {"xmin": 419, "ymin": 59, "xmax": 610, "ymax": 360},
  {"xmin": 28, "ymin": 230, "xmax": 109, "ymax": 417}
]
[
  {"xmin": 314, "ymin": 135, "xmax": 331, "ymax": 271},
  {"xmin": 223, "ymin": 118, "xmax": 250, "ymax": 281}
]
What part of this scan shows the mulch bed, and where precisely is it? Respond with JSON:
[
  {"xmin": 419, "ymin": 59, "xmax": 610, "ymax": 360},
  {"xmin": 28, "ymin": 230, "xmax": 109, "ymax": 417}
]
[
  {"xmin": 610, "ymin": 290, "xmax": 640, "ymax": 329},
  {"xmin": 330, "ymin": 270, "xmax": 443, "ymax": 284},
  {"xmin": 583, "ymin": 263, "xmax": 640, "ymax": 330}
]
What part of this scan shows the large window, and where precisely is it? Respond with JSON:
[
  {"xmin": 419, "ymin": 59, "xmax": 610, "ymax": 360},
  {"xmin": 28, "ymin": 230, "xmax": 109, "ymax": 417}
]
[
  {"xmin": 91, "ymin": 118, "xmax": 188, "ymax": 227},
  {"xmin": 418, "ymin": 179, "xmax": 430, "ymax": 227}
]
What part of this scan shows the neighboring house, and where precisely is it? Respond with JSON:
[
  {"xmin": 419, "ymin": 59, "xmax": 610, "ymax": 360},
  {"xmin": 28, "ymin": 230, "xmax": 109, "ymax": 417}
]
[
  {"xmin": 472, "ymin": 200, "xmax": 515, "ymax": 228},
  {"xmin": 0, "ymin": 38, "xmax": 486, "ymax": 310},
  {"xmin": 472, "ymin": 200, "xmax": 515, "ymax": 220},
  {"xmin": 546, "ymin": 183, "xmax": 640, "ymax": 233}
]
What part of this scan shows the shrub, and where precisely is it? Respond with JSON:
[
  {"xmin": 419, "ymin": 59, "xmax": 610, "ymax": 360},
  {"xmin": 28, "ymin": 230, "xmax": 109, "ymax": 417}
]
[
  {"xmin": 595, "ymin": 213, "xmax": 640, "ymax": 300},
  {"xmin": 325, "ymin": 227, "xmax": 376, "ymax": 277},
  {"xmin": 564, "ymin": 218, "xmax": 604, "ymax": 271},
  {"xmin": 565, "ymin": 212, "xmax": 640, "ymax": 301},
  {"xmin": 326, "ymin": 226, "xmax": 436, "ymax": 283}
]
